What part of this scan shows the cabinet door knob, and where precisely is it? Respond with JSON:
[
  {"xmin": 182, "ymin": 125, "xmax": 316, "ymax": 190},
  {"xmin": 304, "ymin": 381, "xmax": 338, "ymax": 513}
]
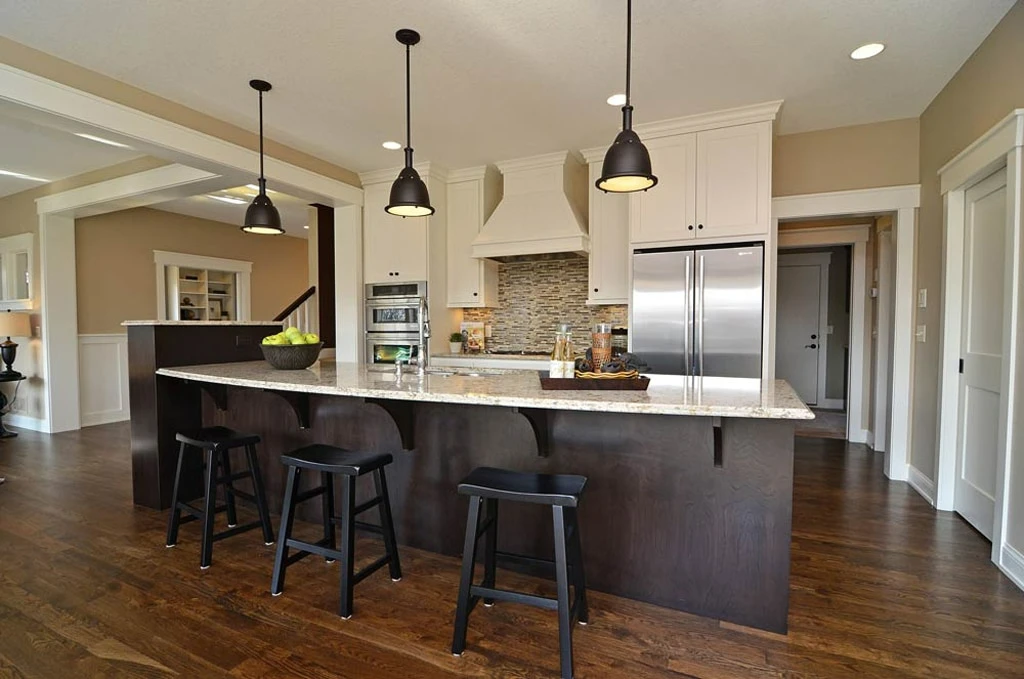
[
  {"xmin": 697, "ymin": 224, "xmax": 704, "ymax": 230},
  {"xmin": 688, "ymin": 225, "xmax": 694, "ymax": 231},
  {"xmin": 473, "ymin": 292, "xmax": 478, "ymax": 296},
  {"xmin": 594, "ymin": 288, "xmax": 599, "ymax": 292}
]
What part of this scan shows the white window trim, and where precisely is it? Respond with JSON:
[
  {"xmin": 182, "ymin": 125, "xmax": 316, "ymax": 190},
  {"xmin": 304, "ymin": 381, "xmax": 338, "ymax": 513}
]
[{"xmin": 0, "ymin": 232, "xmax": 35, "ymax": 311}]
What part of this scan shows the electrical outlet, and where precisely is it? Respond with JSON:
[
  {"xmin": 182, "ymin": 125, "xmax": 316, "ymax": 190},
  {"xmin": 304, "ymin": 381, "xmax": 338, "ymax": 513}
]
[
  {"xmin": 871, "ymin": 287, "xmax": 879, "ymax": 298},
  {"xmin": 916, "ymin": 325, "xmax": 927, "ymax": 343},
  {"xmin": 826, "ymin": 325, "xmax": 835, "ymax": 335},
  {"xmin": 918, "ymin": 289, "xmax": 928, "ymax": 309}
]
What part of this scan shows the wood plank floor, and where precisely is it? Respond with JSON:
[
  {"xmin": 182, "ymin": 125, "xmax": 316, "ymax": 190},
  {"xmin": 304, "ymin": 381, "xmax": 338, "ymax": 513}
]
[{"xmin": 1, "ymin": 424, "xmax": 1022, "ymax": 678}]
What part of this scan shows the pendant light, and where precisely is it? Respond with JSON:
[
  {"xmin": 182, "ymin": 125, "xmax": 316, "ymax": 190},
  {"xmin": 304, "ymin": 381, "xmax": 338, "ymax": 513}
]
[
  {"xmin": 596, "ymin": 0, "xmax": 657, "ymax": 193},
  {"xmin": 242, "ymin": 79, "xmax": 284, "ymax": 234},
  {"xmin": 385, "ymin": 29, "xmax": 435, "ymax": 217}
]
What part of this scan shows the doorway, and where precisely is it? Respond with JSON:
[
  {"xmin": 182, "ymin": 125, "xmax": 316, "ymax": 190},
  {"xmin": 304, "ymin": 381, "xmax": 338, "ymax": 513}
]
[
  {"xmin": 953, "ymin": 168, "xmax": 1008, "ymax": 540},
  {"xmin": 777, "ymin": 246, "xmax": 852, "ymax": 439}
]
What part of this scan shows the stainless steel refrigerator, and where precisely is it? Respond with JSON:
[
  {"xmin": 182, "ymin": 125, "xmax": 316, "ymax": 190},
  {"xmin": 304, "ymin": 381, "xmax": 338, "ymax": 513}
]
[{"xmin": 632, "ymin": 243, "xmax": 764, "ymax": 377}]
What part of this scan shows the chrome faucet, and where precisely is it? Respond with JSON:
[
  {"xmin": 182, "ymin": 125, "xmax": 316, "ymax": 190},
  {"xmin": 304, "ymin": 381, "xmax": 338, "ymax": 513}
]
[{"xmin": 415, "ymin": 296, "xmax": 430, "ymax": 375}]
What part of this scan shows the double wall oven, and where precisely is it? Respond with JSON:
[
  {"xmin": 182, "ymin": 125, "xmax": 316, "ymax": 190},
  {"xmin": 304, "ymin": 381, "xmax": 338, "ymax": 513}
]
[{"xmin": 364, "ymin": 281, "xmax": 426, "ymax": 365}]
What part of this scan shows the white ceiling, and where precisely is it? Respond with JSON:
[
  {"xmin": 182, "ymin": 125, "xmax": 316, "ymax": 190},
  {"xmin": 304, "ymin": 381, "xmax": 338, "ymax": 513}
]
[
  {"xmin": 0, "ymin": 99, "xmax": 143, "ymax": 198},
  {"xmin": 0, "ymin": 1, "xmax": 1015, "ymax": 174},
  {"xmin": 151, "ymin": 186, "xmax": 312, "ymax": 239}
]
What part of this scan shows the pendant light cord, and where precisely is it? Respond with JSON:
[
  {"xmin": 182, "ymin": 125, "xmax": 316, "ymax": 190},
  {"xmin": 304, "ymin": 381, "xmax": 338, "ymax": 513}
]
[
  {"xmin": 258, "ymin": 90, "xmax": 266, "ymax": 192},
  {"xmin": 625, "ymin": 0, "xmax": 632, "ymax": 106},
  {"xmin": 405, "ymin": 42, "xmax": 412, "ymax": 163}
]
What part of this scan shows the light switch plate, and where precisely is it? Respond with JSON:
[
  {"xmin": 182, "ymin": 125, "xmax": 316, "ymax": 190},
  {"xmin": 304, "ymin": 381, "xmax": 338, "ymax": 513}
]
[
  {"xmin": 826, "ymin": 325, "xmax": 835, "ymax": 335},
  {"xmin": 916, "ymin": 325, "xmax": 927, "ymax": 342},
  {"xmin": 871, "ymin": 287, "xmax": 879, "ymax": 298},
  {"xmin": 918, "ymin": 289, "xmax": 928, "ymax": 309}
]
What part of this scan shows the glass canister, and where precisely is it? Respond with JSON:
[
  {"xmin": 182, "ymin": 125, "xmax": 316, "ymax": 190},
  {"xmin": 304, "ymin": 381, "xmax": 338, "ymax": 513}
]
[
  {"xmin": 559, "ymin": 324, "xmax": 575, "ymax": 377},
  {"xmin": 549, "ymin": 328, "xmax": 568, "ymax": 378},
  {"xmin": 591, "ymin": 323, "xmax": 613, "ymax": 372}
]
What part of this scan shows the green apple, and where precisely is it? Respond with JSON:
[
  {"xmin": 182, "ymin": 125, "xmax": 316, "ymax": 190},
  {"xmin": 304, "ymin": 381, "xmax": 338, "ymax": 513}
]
[
  {"xmin": 303, "ymin": 333, "xmax": 319, "ymax": 344},
  {"xmin": 284, "ymin": 326, "xmax": 302, "ymax": 338},
  {"xmin": 264, "ymin": 334, "xmax": 289, "ymax": 346}
]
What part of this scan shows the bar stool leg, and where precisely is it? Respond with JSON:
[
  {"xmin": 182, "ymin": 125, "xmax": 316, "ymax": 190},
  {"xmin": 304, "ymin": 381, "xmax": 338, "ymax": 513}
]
[
  {"xmin": 322, "ymin": 471, "xmax": 336, "ymax": 562},
  {"xmin": 552, "ymin": 505, "xmax": 574, "ymax": 679},
  {"xmin": 271, "ymin": 466, "xmax": 301, "ymax": 595},
  {"xmin": 567, "ymin": 507, "xmax": 589, "ymax": 625},
  {"xmin": 338, "ymin": 475, "xmax": 357, "ymax": 619},
  {"xmin": 482, "ymin": 498, "xmax": 498, "ymax": 606},
  {"xmin": 199, "ymin": 449, "xmax": 219, "ymax": 570},
  {"xmin": 166, "ymin": 441, "xmax": 188, "ymax": 548},
  {"xmin": 245, "ymin": 443, "xmax": 275, "ymax": 545},
  {"xmin": 220, "ymin": 448, "xmax": 239, "ymax": 528},
  {"xmin": 451, "ymin": 495, "xmax": 483, "ymax": 656},
  {"xmin": 374, "ymin": 468, "xmax": 402, "ymax": 581}
]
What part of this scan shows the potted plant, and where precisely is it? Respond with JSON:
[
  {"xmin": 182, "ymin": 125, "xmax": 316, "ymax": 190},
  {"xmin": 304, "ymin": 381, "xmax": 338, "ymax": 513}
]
[{"xmin": 449, "ymin": 332, "xmax": 464, "ymax": 354}]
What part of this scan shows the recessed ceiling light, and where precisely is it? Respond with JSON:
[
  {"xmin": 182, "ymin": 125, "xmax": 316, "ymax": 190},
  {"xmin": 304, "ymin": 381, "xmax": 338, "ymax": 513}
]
[
  {"xmin": 606, "ymin": 93, "xmax": 627, "ymax": 106},
  {"xmin": 244, "ymin": 183, "xmax": 275, "ymax": 194},
  {"xmin": 382, "ymin": 141, "xmax": 402, "ymax": 150},
  {"xmin": 208, "ymin": 194, "xmax": 247, "ymax": 205},
  {"xmin": 0, "ymin": 169, "xmax": 49, "ymax": 182},
  {"xmin": 74, "ymin": 132, "xmax": 133, "ymax": 149},
  {"xmin": 303, "ymin": 225, "xmax": 309, "ymax": 229},
  {"xmin": 850, "ymin": 43, "xmax": 885, "ymax": 60}
]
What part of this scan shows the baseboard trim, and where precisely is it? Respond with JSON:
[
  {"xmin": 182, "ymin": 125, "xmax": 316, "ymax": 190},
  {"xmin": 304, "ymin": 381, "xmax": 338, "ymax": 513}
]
[
  {"xmin": 849, "ymin": 427, "xmax": 870, "ymax": 444},
  {"xmin": 4, "ymin": 413, "xmax": 47, "ymax": 432},
  {"xmin": 1000, "ymin": 544, "xmax": 1024, "ymax": 592},
  {"xmin": 81, "ymin": 411, "xmax": 130, "ymax": 427},
  {"xmin": 819, "ymin": 398, "xmax": 845, "ymax": 410},
  {"xmin": 907, "ymin": 465, "xmax": 936, "ymax": 506}
]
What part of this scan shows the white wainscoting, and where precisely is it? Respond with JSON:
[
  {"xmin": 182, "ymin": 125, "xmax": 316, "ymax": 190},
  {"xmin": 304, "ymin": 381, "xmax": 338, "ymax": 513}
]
[{"xmin": 78, "ymin": 334, "xmax": 130, "ymax": 427}]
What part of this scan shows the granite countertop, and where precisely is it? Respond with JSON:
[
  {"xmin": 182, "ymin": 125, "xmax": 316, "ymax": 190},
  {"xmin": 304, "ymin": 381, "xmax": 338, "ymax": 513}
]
[
  {"xmin": 433, "ymin": 353, "xmax": 549, "ymax": 361},
  {"xmin": 122, "ymin": 320, "xmax": 284, "ymax": 327},
  {"xmin": 156, "ymin": 360, "xmax": 813, "ymax": 420}
]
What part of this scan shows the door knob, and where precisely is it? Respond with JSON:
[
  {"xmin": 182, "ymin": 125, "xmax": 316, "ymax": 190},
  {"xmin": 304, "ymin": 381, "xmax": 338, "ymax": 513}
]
[
  {"xmin": 805, "ymin": 343, "xmax": 817, "ymax": 349},
  {"xmin": 811, "ymin": 334, "xmax": 817, "ymax": 340}
]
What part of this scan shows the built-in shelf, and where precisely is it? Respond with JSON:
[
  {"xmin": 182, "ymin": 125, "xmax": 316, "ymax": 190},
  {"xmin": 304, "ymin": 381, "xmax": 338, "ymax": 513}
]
[{"xmin": 156, "ymin": 250, "xmax": 253, "ymax": 323}]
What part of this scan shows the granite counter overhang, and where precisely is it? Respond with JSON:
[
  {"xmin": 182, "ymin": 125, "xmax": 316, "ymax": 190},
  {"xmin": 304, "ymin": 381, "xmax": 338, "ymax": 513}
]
[{"xmin": 156, "ymin": 360, "xmax": 813, "ymax": 420}]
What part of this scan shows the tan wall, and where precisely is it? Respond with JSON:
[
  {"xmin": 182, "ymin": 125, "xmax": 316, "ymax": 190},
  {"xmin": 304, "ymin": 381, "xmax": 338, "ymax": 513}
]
[
  {"xmin": 76, "ymin": 208, "xmax": 309, "ymax": 334},
  {"xmin": 773, "ymin": 118, "xmax": 920, "ymax": 197},
  {"xmin": 916, "ymin": 2, "xmax": 1024, "ymax": 552},
  {"xmin": 915, "ymin": 1, "xmax": 1024, "ymax": 485},
  {"xmin": 0, "ymin": 37, "xmax": 360, "ymax": 188}
]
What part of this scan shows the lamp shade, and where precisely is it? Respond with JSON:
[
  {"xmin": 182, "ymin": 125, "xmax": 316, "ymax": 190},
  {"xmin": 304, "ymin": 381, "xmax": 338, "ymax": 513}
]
[
  {"xmin": 596, "ymin": 127, "xmax": 657, "ymax": 193},
  {"xmin": 385, "ymin": 165, "xmax": 434, "ymax": 217},
  {"xmin": 243, "ymin": 193, "xmax": 284, "ymax": 235},
  {"xmin": 0, "ymin": 312, "xmax": 30, "ymax": 338}
]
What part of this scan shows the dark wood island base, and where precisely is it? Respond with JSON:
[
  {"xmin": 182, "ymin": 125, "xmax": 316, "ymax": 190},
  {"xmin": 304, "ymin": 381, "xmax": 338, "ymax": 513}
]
[{"xmin": 163, "ymin": 378, "xmax": 798, "ymax": 633}]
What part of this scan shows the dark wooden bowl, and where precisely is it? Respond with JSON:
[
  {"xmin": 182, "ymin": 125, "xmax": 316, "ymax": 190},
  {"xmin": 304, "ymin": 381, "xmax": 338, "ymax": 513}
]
[{"xmin": 260, "ymin": 342, "xmax": 323, "ymax": 370}]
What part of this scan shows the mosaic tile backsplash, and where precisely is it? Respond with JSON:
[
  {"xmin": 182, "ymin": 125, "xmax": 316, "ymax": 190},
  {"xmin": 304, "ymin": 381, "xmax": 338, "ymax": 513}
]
[{"xmin": 461, "ymin": 257, "xmax": 627, "ymax": 352}]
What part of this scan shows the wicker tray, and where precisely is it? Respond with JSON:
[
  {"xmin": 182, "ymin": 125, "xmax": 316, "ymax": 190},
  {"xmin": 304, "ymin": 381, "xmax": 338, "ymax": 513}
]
[{"xmin": 539, "ymin": 371, "xmax": 650, "ymax": 391}]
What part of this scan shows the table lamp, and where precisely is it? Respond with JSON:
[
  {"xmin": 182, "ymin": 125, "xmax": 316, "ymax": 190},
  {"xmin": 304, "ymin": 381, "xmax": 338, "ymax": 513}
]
[{"xmin": 0, "ymin": 311, "xmax": 31, "ymax": 378}]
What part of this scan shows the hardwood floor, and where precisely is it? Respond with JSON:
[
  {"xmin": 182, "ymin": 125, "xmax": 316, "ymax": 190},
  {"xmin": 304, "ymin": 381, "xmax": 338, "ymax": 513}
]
[{"xmin": 0, "ymin": 424, "xmax": 1022, "ymax": 678}]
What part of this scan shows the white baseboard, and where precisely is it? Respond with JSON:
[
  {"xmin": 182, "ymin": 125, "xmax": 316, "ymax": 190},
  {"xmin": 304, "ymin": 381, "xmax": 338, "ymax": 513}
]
[
  {"xmin": 907, "ymin": 464, "xmax": 936, "ymax": 506},
  {"xmin": 4, "ymin": 413, "xmax": 46, "ymax": 432},
  {"xmin": 819, "ymin": 398, "xmax": 845, "ymax": 410},
  {"xmin": 1000, "ymin": 544, "xmax": 1024, "ymax": 592},
  {"xmin": 849, "ymin": 427, "xmax": 870, "ymax": 444},
  {"xmin": 866, "ymin": 430, "xmax": 875, "ymax": 449}
]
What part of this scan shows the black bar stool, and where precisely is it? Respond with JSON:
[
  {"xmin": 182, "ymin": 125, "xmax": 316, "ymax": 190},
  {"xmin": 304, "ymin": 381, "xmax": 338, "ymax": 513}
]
[
  {"xmin": 165, "ymin": 426, "xmax": 275, "ymax": 569},
  {"xmin": 270, "ymin": 444, "xmax": 402, "ymax": 619},
  {"xmin": 451, "ymin": 467, "xmax": 589, "ymax": 679}
]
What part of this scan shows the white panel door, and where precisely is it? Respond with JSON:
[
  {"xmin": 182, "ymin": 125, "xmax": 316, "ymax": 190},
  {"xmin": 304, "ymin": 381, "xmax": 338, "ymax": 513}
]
[
  {"xmin": 776, "ymin": 264, "xmax": 822, "ymax": 404},
  {"xmin": 955, "ymin": 170, "xmax": 1007, "ymax": 540},
  {"xmin": 630, "ymin": 133, "xmax": 696, "ymax": 244},
  {"xmin": 695, "ymin": 123, "xmax": 770, "ymax": 239}
]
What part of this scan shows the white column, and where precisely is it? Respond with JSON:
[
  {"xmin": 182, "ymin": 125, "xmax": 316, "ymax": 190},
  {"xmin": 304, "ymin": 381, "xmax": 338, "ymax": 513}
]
[
  {"xmin": 334, "ymin": 204, "xmax": 363, "ymax": 363},
  {"xmin": 888, "ymin": 206, "xmax": 916, "ymax": 482},
  {"xmin": 38, "ymin": 213, "xmax": 81, "ymax": 433}
]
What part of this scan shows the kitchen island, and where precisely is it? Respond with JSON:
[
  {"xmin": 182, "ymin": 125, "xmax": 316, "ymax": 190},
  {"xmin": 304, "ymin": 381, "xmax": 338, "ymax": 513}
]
[{"xmin": 154, "ymin": 360, "xmax": 811, "ymax": 633}]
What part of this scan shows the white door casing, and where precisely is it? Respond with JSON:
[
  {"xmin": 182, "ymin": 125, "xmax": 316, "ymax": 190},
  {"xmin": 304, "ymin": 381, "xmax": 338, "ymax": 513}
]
[{"xmin": 954, "ymin": 170, "xmax": 1008, "ymax": 540}]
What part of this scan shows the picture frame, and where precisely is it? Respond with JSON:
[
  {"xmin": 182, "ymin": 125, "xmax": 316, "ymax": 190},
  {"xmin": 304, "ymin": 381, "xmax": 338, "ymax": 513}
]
[{"xmin": 209, "ymin": 298, "xmax": 223, "ymax": 319}]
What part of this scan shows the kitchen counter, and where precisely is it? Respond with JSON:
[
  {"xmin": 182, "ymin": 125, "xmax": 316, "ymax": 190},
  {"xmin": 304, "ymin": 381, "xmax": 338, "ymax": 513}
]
[
  {"xmin": 431, "ymin": 353, "xmax": 550, "ymax": 371},
  {"xmin": 147, "ymin": 354, "xmax": 810, "ymax": 633},
  {"xmin": 156, "ymin": 360, "xmax": 812, "ymax": 420},
  {"xmin": 123, "ymin": 320, "xmax": 284, "ymax": 326}
]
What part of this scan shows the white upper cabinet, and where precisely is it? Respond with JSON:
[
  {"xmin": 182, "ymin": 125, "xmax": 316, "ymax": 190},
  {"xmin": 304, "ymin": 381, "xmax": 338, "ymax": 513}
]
[
  {"xmin": 584, "ymin": 158, "xmax": 630, "ymax": 304},
  {"xmin": 446, "ymin": 167, "xmax": 500, "ymax": 307},
  {"xmin": 695, "ymin": 122, "xmax": 771, "ymax": 239},
  {"xmin": 362, "ymin": 181, "xmax": 429, "ymax": 284},
  {"xmin": 628, "ymin": 107, "xmax": 777, "ymax": 245},
  {"xmin": 630, "ymin": 134, "xmax": 697, "ymax": 244}
]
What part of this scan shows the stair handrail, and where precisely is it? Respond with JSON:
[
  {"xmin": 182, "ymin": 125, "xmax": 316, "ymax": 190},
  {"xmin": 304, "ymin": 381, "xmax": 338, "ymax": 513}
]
[{"xmin": 274, "ymin": 286, "xmax": 316, "ymax": 322}]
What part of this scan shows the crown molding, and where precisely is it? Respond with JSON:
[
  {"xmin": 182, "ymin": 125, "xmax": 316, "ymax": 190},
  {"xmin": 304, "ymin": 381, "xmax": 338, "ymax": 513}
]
[
  {"xmin": 495, "ymin": 150, "xmax": 584, "ymax": 175},
  {"xmin": 359, "ymin": 161, "xmax": 449, "ymax": 186},
  {"xmin": 633, "ymin": 100, "xmax": 783, "ymax": 140},
  {"xmin": 448, "ymin": 165, "xmax": 492, "ymax": 183}
]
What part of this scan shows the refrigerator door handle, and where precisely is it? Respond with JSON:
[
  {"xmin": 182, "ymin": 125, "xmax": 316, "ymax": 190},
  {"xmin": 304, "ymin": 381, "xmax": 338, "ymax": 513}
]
[
  {"xmin": 683, "ymin": 254, "xmax": 691, "ymax": 376},
  {"xmin": 696, "ymin": 254, "xmax": 706, "ymax": 376}
]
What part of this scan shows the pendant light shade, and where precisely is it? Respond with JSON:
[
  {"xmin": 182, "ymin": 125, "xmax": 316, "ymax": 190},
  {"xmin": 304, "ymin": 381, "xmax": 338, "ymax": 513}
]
[
  {"xmin": 386, "ymin": 29, "xmax": 434, "ymax": 217},
  {"xmin": 597, "ymin": 0, "xmax": 657, "ymax": 193},
  {"xmin": 242, "ymin": 79, "xmax": 284, "ymax": 234}
]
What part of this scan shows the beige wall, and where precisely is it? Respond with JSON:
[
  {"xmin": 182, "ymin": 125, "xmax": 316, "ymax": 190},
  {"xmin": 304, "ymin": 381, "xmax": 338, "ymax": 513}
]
[
  {"xmin": 773, "ymin": 118, "xmax": 920, "ymax": 197},
  {"xmin": 915, "ymin": 1, "xmax": 1024, "ymax": 488},
  {"xmin": 76, "ymin": 208, "xmax": 308, "ymax": 334},
  {"xmin": 0, "ymin": 37, "xmax": 360, "ymax": 188}
]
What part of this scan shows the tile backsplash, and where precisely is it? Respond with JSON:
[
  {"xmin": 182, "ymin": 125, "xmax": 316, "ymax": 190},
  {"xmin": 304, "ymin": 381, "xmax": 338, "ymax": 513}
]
[{"xmin": 462, "ymin": 257, "xmax": 626, "ymax": 351}]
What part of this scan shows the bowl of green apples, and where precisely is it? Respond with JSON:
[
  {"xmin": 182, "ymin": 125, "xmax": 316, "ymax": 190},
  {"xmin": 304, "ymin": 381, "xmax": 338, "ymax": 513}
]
[{"xmin": 260, "ymin": 327, "xmax": 323, "ymax": 370}]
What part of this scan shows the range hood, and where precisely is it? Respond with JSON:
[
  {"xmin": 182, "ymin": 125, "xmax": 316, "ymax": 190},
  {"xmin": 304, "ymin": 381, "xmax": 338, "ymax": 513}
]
[{"xmin": 472, "ymin": 151, "xmax": 590, "ymax": 260}]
